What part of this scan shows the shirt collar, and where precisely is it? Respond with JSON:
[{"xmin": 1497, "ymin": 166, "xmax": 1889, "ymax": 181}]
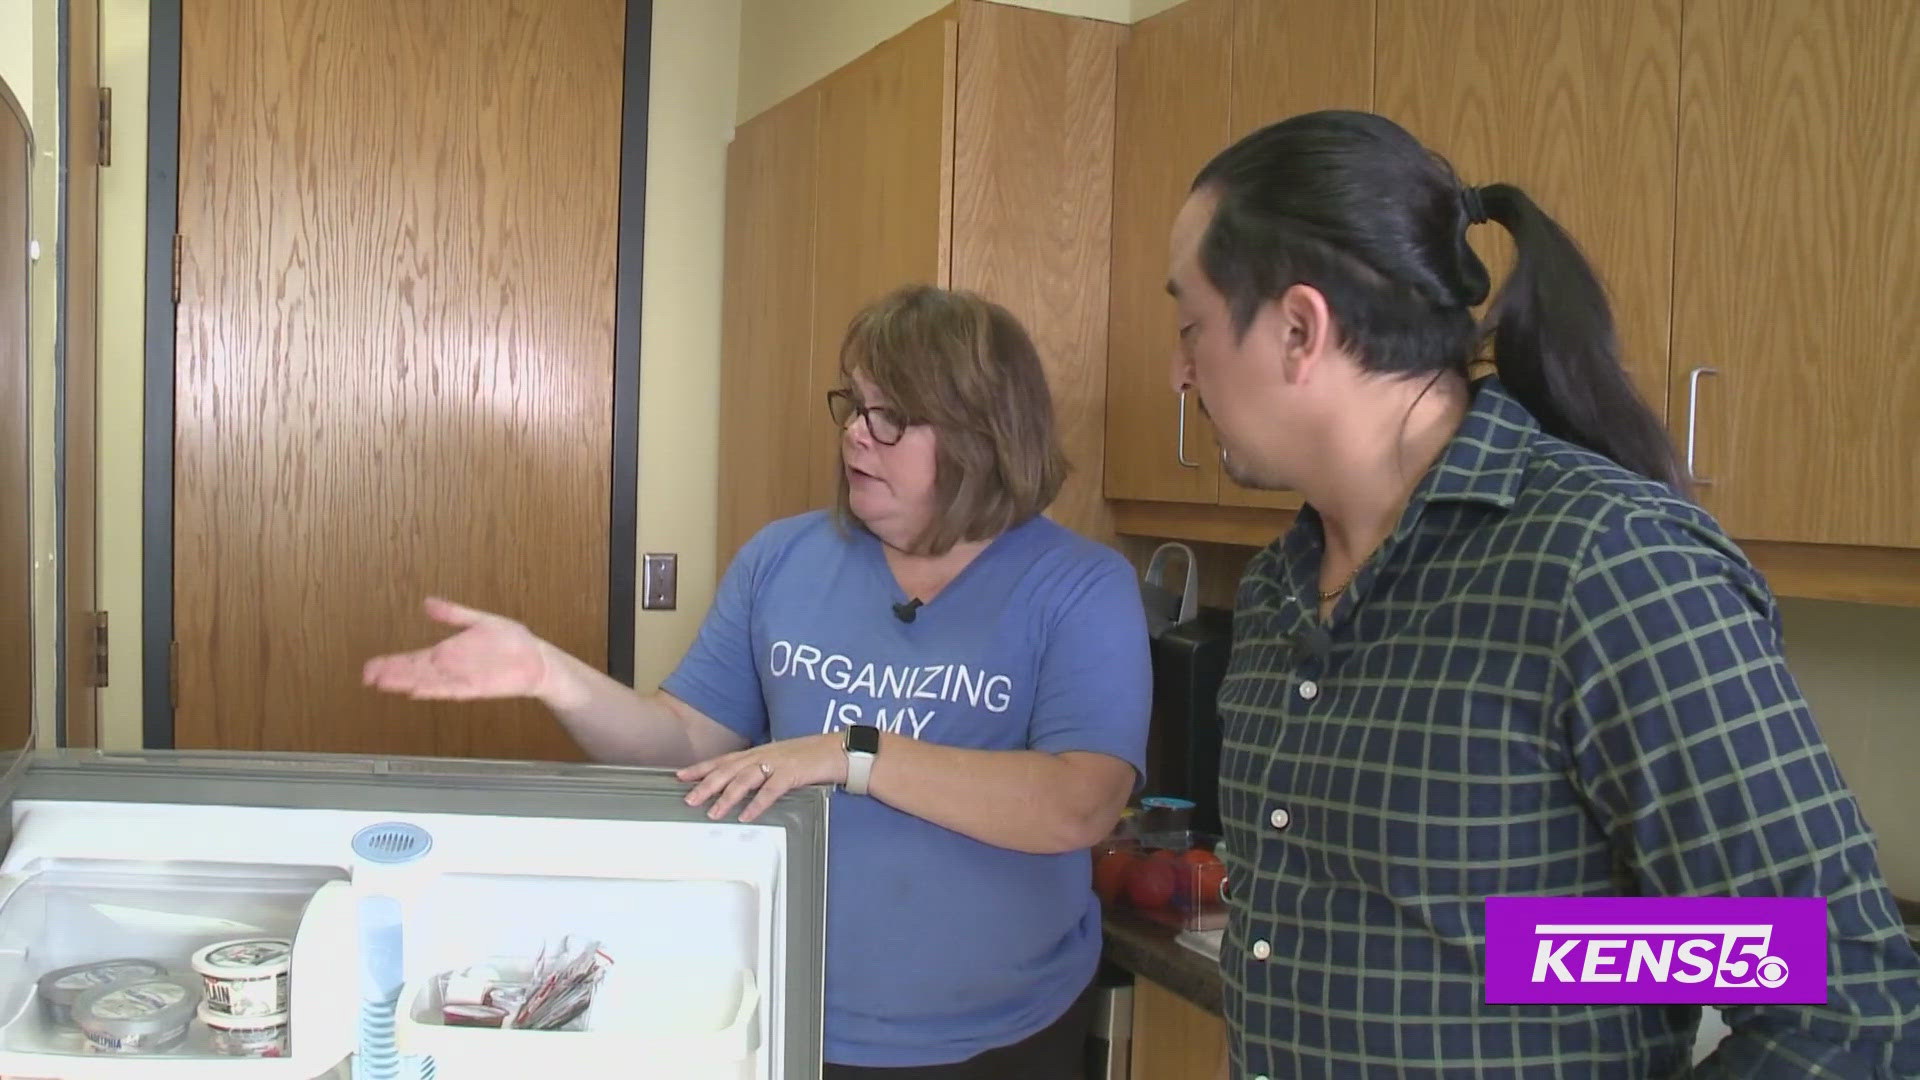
[
  {"xmin": 1263, "ymin": 376, "xmax": 1538, "ymax": 617},
  {"xmin": 1418, "ymin": 375, "xmax": 1537, "ymax": 511}
]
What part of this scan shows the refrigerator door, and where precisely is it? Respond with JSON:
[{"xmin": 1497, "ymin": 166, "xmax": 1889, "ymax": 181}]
[{"xmin": 0, "ymin": 749, "xmax": 828, "ymax": 1079}]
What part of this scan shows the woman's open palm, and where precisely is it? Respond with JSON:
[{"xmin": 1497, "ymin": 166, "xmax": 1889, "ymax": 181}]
[{"xmin": 362, "ymin": 598, "xmax": 552, "ymax": 702}]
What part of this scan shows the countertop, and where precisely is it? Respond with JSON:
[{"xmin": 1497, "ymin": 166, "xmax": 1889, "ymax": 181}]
[{"xmin": 1102, "ymin": 908, "xmax": 1224, "ymax": 1016}]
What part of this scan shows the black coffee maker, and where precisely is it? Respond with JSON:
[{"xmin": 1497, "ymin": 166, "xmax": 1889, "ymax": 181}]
[{"xmin": 1139, "ymin": 544, "xmax": 1232, "ymax": 837}]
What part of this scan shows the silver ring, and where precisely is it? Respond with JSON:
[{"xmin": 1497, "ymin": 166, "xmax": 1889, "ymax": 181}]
[{"xmin": 758, "ymin": 762, "xmax": 772, "ymax": 776}]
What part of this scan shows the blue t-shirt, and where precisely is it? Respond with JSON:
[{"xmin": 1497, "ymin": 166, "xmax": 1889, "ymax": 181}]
[{"xmin": 661, "ymin": 510, "xmax": 1151, "ymax": 1066}]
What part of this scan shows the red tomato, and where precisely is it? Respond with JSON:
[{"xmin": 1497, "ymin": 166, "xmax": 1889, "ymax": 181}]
[
  {"xmin": 1127, "ymin": 850, "xmax": 1178, "ymax": 910},
  {"xmin": 1093, "ymin": 850, "xmax": 1133, "ymax": 905},
  {"xmin": 1172, "ymin": 848, "xmax": 1223, "ymax": 910}
]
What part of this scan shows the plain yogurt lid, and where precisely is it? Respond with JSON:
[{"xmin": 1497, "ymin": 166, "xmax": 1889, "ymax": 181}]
[
  {"xmin": 193, "ymin": 938, "xmax": 293, "ymax": 977},
  {"xmin": 75, "ymin": 976, "xmax": 198, "ymax": 1030},
  {"xmin": 39, "ymin": 958, "xmax": 167, "ymax": 998}
]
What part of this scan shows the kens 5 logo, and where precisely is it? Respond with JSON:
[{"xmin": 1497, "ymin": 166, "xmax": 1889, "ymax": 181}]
[{"xmin": 1485, "ymin": 897, "xmax": 1827, "ymax": 1004}]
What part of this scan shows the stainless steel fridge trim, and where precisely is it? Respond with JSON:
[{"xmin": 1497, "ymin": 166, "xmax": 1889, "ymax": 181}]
[{"xmin": 7, "ymin": 749, "xmax": 829, "ymax": 1077}]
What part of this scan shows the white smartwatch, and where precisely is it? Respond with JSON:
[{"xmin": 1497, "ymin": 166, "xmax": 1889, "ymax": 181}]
[{"xmin": 843, "ymin": 724, "xmax": 879, "ymax": 796}]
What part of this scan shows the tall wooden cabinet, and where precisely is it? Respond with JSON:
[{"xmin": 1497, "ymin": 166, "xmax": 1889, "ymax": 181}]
[
  {"xmin": 717, "ymin": 91, "xmax": 821, "ymax": 576},
  {"xmin": 1104, "ymin": 0, "xmax": 1371, "ymax": 512},
  {"xmin": 1672, "ymin": 0, "xmax": 1920, "ymax": 554},
  {"xmin": 717, "ymin": 2, "xmax": 1122, "ymax": 570}
]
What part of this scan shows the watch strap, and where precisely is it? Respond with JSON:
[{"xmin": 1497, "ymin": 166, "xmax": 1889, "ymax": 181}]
[{"xmin": 844, "ymin": 726, "xmax": 878, "ymax": 796}]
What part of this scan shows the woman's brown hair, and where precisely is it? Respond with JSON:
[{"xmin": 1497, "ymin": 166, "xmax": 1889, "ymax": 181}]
[{"xmin": 833, "ymin": 285, "xmax": 1068, "ymax": 555}]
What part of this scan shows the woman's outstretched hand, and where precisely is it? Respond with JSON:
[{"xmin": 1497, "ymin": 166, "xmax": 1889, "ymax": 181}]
[{"xmin": 362, "ymin": 598, "xmax": 573, "ymax": 706}]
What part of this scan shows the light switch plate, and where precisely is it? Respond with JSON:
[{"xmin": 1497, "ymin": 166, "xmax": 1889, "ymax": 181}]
[{"xmin": 642, "ymin": 553, "xmax": 678, "ymax": 610}]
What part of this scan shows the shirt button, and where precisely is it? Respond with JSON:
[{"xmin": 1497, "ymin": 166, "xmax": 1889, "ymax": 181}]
[
  {"xmin": 1268, "ymin": 807, "xmax": 1291, "ymax": 831},
  {"xmin": 1251, "ymin": 938, "xmax": 1272, "ymax": 960},
  {"xmin": 1297, "ymin": 679, "xmax": 1319, "ymax": 701}
]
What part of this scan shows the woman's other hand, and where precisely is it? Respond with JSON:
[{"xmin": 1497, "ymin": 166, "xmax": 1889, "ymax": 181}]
[
  {"xmin": 678, "ymin": 733, "xmax": 849, "ymax": 822},
  {"xmin": 361, "ymin": 598, "xmax": 579, "ymax": 707}
]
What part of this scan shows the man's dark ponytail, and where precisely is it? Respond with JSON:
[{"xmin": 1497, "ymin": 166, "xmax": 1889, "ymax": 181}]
[{"xmin": 1476, "ymin": 184, "xmax": 1688, "ymax": 492}]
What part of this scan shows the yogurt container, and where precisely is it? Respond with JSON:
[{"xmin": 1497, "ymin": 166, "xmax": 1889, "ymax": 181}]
[
  {"xmin": 192, "ymin": 938, "xmax": 292, "ymax": 1017},
  {"xmin": 35, "ymin": 958, "xmax": 168, "ymax": 1027},
  {"xmin": 73, "ymin": 976, "xmax": 198, "ymax": 1054},
  {"xmin": 199, "ymin": 1002, "xmax": 289, "ymax": 1057}
]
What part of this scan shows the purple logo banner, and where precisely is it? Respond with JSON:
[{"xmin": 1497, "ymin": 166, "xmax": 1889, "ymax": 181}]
[{"xmin": 1485, "ymin": 896, "xmax": 1827, "ymax": 1004}]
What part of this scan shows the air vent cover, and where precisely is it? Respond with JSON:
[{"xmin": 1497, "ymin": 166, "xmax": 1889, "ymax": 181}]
[{"xmin": 351, "ymin": 821, "xmax": 433, "ymax": 865}]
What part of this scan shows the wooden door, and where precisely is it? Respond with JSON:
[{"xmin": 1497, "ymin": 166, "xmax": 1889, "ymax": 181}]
[
  {"xmin": 1376, "ymin": 0, "xmax": 1681, "ymax": 425},
  {"xmin": 174, "ymin": 0, "xmax": 624, "ymax": 758},
  {"xmin": 950, "ymin": 1, "xmax": 1122, "ymax": 543},
  {"xmin": 1673, "ymin": 0, "xmax": 1920, "ymax": 548},
  {"xmin": 1105, "ymin": 0, "xmax": 1232, "ymax": 505},
  {"xmin": 1214, "ymin": 0, "xmax": 1373, "ymax": 511},
  {"xmin": 0, "ymin": 81, "xmax": 29, "ymax": 756},
  {"xmin": 808, "ymin": 10, "xmax": 955, "ymax": 511},
  {"xmin": 717, "ymin": 90, "xmax": 819, "ymax": 572}
]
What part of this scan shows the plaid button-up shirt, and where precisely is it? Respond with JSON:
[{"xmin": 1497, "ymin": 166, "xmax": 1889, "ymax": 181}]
[{"xmin": 1218, "ymin": 378, "xmax": 1920, "ymax": 1078}]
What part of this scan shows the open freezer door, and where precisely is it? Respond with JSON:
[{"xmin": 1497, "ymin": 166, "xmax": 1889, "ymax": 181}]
[{"xmin": 0, "ymin": 750, "xmax": 829, "ymax": 1080}]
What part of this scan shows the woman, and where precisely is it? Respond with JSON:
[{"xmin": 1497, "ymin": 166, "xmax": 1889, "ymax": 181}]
[
  {"xmin": 364, "ymin": 284, "xmax": 1152, "ymax": 1078},
  {"xmin": 1165, "ymin": 111, "xmax": 1920, "ymax": 1077}
]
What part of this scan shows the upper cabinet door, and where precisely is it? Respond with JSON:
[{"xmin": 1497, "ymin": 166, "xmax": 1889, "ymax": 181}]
[
  {"xmin": 1376, "ymin": 0, "xmax": 1682, "ymax": 425},
  {"xmin": 1216, "ymin": 0, "xmax": 1374, "ymax": 511},
  {"xmin": 1673, "ymin": 0, "xmax": 1920, "ymax": 549},
  {"xmin": 718, "ymin": 90, "xmax": 820, "ymax": 572},
  {"xmin": 810, "ymin": 13, "xmax": 955, "ymax": 511},
  {"xmin": 950, "ymin": 1, "xmax": 1124, "ymax": 543},
  {"xmin": 1105, "ymin": 0, "xmax": 1232, "ymax": 505}
]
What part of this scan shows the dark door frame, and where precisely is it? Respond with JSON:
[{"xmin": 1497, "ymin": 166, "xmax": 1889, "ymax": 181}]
[{"xmin": 141, "ymin": 0, "xmax": 650, "ymax": 748}]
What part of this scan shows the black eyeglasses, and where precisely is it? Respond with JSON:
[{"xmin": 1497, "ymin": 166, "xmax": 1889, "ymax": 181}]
[{"xmin": 826, "ymin": 389, "xmax": 915, "ymax": 446}]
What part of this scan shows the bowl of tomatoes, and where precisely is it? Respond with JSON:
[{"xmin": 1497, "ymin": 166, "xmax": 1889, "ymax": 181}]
[{"xmin": 1092, "ymin": 830, "xmax": 1228, "ymax": 931}]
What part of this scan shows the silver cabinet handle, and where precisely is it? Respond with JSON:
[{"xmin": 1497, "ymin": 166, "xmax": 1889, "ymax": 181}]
[
  {"xmin": 1176, "ymin": 390, "xmax": 1199, "ymax": 468},
  {"xmin": 1685, "ymin": 366, "xmax": 1719, "ymax": 485}
]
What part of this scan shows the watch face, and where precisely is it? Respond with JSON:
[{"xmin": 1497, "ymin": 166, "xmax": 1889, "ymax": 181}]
[{"xmin": 846, "ymin": 724, "xmax": 880, "ymax": 754}]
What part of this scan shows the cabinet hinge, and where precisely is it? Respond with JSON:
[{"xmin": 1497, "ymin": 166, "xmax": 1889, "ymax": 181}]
[
  {"xmin": 97, "ymin": 87, "xmax": 112, "ymax": 167},
  {"xmin": 87, "ymin": 611, "xmax": 109, "ymax": 688}
]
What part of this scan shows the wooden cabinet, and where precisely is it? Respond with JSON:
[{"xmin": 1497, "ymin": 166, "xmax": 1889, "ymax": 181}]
[
  {"xmin": 1104, "ymin": 0, "xmax": 1371, "ymax": 513},
  {"xmin": 718, "ymin": 2, "xmax": 1123, "ymax": 570},
  {"xmin": 1672, "ymin": 0, "xmax": 1920, "ymax": 552},
  {"xmin": 1106, "ymin": 0, "xmax": 1230, "ymax": 507},
  {"xmin": 717, "ymin": 92, "xmax": 819, "ymax": 568},
  {"xmin": 1130, "ymin": 976, "xmax": 1227, "ymax": 1080},
  {"xmin": 808, "ymin": 17, "xmax": 954, "ymax": 512},
  {"xmin": 1375, "ymin": 0, "xmax": 1681, "ymax": 423},
  {"xmin": 1107, "ymin": 0, "xmax": 1920, "ymax": 604}
]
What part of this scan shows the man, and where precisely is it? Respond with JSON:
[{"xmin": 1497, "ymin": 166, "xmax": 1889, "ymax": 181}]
[{"xmin": 1173, "ymin": 111, "xmax": 1920, "ymax": 1078}]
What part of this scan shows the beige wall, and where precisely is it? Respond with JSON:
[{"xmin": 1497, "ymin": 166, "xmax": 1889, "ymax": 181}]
[
  {"xmin": 95, "ymin": 0, "xmax": 145, "ymax": 747},
  {"xmin": 92, "ymin": 0, "xmax": 743, "ymax": 748},
  {"xmin": 10, "ymin": 0, "xmax": 59, "ymax": 752},
  {"xmin": 1130, "ymin": 0, "xmax": 1184, "ymax": 20},
  {"xmin": 736, "ymin": 0, "xmax": 1133, "ymax": 123},
  {"xmin": 1775, "ymin": 599, "xmax": 1920, "ymax": 897},
  {"xmin": 0, "ymin": 0, "xmax": 31, "ymax": 118}
]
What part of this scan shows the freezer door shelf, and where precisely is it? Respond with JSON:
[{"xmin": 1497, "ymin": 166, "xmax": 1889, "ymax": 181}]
[
  {"xmin": 0, "ymin": 865, "xmax": 358, "ymax": 1078},
  {"xmin": 396, "ymin": 963, "xmax": 760, "ymax": 1073}
]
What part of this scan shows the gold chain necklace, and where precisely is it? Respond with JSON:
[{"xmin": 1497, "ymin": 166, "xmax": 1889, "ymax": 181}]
[{"xmin": 1317, "ymin": 564, "xmax": 1361, "ymax": 602}]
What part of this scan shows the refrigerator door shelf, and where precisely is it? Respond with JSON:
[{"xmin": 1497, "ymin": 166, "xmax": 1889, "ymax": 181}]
[
  {"xmin": 0, "ymin": 873, "xmax": 357, "ymax": 1077},
  {"xmin": 395, "ymin": 963, "xmax": 759, "ymax": 1075}
]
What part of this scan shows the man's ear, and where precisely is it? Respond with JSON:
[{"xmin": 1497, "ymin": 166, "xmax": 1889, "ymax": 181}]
[{"xmin": 1266, "ymin": 283, "xmax": 1337, "ymax": 385}]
